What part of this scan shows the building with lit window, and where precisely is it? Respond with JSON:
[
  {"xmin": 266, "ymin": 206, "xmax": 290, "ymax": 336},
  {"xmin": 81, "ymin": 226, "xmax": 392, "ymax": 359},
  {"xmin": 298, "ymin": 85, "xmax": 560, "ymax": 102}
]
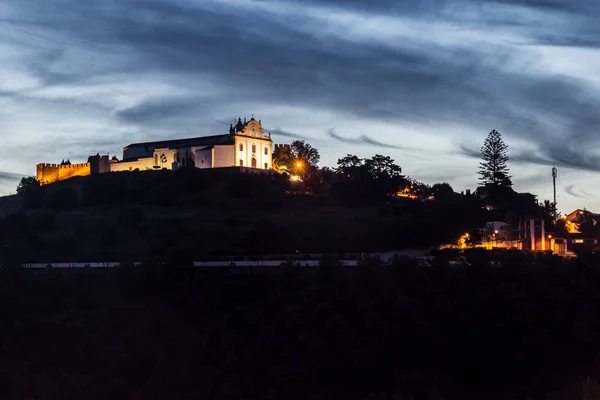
[
  {"xmin": 37, "ymin": 117, "xmax": 274, "ymax": 185},
  {"xmin": 112, "ymin": 117, "xmax": 273, "ymax": 172}
]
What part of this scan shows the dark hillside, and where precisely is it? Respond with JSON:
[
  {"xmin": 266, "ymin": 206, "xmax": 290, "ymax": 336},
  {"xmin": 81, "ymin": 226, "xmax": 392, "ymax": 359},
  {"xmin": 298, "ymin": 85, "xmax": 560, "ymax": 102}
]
[
  {"xmin": 1, "ymin": 255, "xmax": 600, "ymax": 399},
  {"xmin": 1, "ymin": 169, "xmax": 486, "ymax": 262}
]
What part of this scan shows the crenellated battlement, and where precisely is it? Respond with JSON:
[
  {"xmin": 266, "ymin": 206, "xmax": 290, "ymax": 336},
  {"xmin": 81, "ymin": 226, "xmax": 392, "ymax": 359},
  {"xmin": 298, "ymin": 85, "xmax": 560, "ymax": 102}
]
[{"xmin": 36, "ymin": 162, "xmax": 91, "ymax": 185}]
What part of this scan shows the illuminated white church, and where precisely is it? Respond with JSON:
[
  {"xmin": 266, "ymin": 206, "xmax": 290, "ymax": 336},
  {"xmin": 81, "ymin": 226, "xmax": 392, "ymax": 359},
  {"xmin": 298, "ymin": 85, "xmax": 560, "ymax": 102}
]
[{"xmin": 111, "ymin": 117, "xmax": 273, "ymax": 172}]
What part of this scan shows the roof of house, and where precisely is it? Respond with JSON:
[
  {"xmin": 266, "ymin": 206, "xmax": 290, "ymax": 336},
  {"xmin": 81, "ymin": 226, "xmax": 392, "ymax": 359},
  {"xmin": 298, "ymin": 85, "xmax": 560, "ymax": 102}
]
[{"xmin": 124, "ymin": 134, "xmax": 234, "ymax": 150}]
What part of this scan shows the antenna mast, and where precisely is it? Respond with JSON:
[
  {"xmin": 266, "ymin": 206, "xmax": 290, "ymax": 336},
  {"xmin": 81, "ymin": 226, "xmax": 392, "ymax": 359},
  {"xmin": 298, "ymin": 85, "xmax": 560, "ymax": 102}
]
[{"xmin": 552, "ymin": 166, "xmax": 558, "ymax": 211}]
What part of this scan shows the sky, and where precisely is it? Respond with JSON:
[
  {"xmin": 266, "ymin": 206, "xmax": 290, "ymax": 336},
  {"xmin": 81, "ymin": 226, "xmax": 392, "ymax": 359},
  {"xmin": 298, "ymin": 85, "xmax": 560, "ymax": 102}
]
[{"xmin": 1, "ymin": 0, "xmax": 600, "ymax": 213}]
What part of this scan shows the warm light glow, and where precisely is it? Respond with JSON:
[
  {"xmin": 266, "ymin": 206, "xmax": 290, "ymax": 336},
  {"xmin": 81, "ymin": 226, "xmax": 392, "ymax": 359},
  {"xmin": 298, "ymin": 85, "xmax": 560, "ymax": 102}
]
[
  {"xmin": 296, "ymin": 162, "xmax": 302, "ymax": 168},
  {"xmin": 494, "ymin": 230, "xmax": 499, "ymax": 234},
  {"xmin": 465, "ymin": 233, "xmax": 469, "ymax": 238},
  {"xmin": 548, "ymin": 235, "xmax": 552, "ymax": 239}
]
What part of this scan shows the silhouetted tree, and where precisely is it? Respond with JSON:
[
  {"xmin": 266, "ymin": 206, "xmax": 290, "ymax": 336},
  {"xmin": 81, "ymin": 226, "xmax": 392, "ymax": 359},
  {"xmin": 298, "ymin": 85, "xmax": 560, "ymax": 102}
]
[
  {"xmin": 429, "ymin": 182, "xmax": 455, "ymax": 199},
  {"xmin": 575, "ymin": 209, "xmax": 599, "ymax": 235},
  {"xmin": 478, "ymin": 129, "xmax": 512, "ymax": 187},
  {"xmin": 273, "ymin": 145, "xmax": 294, "ymax": 172},
  {"xmin": 16, "ymin": 176, "xmax": 43, "ymax": 209},
  {"xmin": 332, "ymin": 154, "xmax": 406, "ymax": 204},
  {"xmin": 16, "ymin": 176, "xmax": 39, "ymax": 195},
  {"xmin": 290, "ymin": 140, "xmax": 320, "ymax": 167}
]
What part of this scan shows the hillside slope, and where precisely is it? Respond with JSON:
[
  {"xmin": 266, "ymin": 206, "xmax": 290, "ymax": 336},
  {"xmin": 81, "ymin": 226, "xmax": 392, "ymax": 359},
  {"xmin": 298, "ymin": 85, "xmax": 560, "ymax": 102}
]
[{"xmin": 1, "ymin": 168, "xmax": 485, "ymax": 262}]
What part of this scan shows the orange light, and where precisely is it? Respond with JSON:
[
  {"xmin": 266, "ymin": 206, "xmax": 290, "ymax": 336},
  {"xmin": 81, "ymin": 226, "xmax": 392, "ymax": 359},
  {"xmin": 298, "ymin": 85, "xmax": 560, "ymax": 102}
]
[
  {"xmin": 494, "ymin": 230, "xmax": 499, "ymax": 234},
  {"xmin": 548, "ymin": 235, "xmax": 552, "ymax": 239},
  {"xmin": 296, "ymin": 162, "xmax": 302, "ymax": 168}
]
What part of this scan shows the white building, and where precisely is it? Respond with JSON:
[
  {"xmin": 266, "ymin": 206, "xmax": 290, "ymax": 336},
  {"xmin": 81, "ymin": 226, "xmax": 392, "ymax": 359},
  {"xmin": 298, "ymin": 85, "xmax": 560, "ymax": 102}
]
[{"xmin": 111, "ymin": 117, "xmax": 273, "ymax": 172}]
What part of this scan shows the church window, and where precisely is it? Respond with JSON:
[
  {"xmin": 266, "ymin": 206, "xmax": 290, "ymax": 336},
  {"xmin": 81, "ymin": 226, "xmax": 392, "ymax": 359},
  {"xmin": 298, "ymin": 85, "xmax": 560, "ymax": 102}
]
[
  {"xmin": 251, "ymin": 158, "xmax": 257, "ymax": 168},
  {"xmin": 252, "ymin": 145, "xmax": 256, "ymax": 153},
  {"xmin": 264, "ymin": 147, "xmax": 268, "ymax": 155},
  {"xmin": 154, "ymin": 154, "xmax": 158, "ymax": 166},
  {"xmin": 239, "ymin": 144, "xmax": 243, "ymax": 151},
  {"xmin": 264, "ymin": 163, "xmax": 268, "ymax": 169},
  {"xmin": 239, "ymin": 159, "xmax": 243, "ymax": 166}
]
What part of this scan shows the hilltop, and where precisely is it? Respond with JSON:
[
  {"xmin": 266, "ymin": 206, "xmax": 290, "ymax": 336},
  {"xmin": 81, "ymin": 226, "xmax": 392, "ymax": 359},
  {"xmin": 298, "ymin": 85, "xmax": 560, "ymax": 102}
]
[{"xmin": 0, "ymin": 167, "xmax": 486, "ymax": 263}]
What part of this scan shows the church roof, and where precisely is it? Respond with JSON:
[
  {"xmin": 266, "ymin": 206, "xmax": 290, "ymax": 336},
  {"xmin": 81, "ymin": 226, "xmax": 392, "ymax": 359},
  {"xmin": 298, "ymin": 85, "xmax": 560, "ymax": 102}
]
[{"xmin": 124, "ymin": 133, "xmax": 234, "ymax": 151}]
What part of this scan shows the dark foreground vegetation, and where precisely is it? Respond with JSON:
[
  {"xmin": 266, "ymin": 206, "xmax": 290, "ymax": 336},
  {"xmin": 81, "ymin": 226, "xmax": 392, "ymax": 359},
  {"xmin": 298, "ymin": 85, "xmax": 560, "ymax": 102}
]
[
  {"xmin": 2, "ymin": 253, "xmax": 600, "ymax": 399},
  {"xmin": 1, "ymin": 167, "xmax": 492, "ymax": 263}
]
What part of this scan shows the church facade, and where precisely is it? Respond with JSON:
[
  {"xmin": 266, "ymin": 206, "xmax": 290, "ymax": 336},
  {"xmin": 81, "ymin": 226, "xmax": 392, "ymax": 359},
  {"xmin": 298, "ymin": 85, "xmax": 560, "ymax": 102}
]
[
  {"xmin": 37, "ymin": 117, "xmax": 274, "ymax": 185},
  {"xmin": 111, "ymin": 117, "xmax": 272, "ymax": 172}
]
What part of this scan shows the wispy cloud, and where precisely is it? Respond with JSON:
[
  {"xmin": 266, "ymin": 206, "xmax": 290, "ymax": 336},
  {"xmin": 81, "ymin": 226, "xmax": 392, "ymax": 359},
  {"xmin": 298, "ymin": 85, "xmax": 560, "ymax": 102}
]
[
  {"xmin": 1, "ymin": 0, "xmax": 600, "ymax": 211},
  {"xmin": 565, "ymin": 184, "xmax": 593, "ymax": 199},
  {"xmin": 327, "ymin": 128, "xmax": 408, "ymax": 149}
]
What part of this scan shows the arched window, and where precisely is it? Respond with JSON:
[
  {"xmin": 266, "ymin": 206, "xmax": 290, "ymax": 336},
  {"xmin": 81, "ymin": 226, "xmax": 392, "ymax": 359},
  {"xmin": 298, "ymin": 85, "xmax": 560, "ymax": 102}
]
[
  {"xmin": 252, "ymin": 144, "xmax": 256, "ymax": 153},
  {"xmin": 251, "ymin": 157, "xmax": 257, "ymax": 168}
]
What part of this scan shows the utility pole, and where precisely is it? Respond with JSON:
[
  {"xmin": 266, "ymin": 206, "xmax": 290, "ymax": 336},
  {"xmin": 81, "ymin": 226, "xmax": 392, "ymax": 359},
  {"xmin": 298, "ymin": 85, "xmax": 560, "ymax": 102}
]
[{"xmin": 552, "ymin": 167, "xmax": 558, "ymax": 215}]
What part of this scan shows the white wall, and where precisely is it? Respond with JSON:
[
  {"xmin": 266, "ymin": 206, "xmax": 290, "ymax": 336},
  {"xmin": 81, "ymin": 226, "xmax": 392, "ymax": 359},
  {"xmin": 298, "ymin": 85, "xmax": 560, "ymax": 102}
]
[
  {"xmin": 194, "ymin": 148, "xmax": 213, "ymax": 169},
  {"xmin": 234, "ymin": 137, "xmax": 272, "ymax": 169},
  {"xmin": 213, "ymin": 145, "xmax": 234, "ymax": 168},
  {"xmin": 110, "ymin": 157, "xmax": 155, "ymax": 172}
]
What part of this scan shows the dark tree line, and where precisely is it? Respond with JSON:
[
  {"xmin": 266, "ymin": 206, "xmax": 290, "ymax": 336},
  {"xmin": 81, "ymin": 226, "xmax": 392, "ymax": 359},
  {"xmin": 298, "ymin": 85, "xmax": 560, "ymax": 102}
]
[{"xmin": 0, "ymin": 254, "xmax": 600, "ymax": 398}]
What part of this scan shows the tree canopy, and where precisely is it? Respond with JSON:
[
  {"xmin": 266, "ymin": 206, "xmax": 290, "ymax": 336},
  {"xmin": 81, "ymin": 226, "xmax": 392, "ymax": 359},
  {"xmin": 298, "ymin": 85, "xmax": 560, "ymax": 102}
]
[
  {"xmin": 16, "ymin": 177, "xmax": 40, "ymax": 195},
  {"xmin": 478, "ymin": 129, "xmax": 512, "ymax": 188},
  {"xmin": 290, "ymin": 140, "xmax": 320, "ymax": 167}
]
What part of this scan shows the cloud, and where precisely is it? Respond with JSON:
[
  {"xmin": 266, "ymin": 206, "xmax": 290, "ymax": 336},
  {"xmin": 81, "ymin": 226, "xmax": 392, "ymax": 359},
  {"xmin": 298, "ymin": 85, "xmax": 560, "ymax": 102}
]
[
  {"xmin": 266, "ymin": 128, "xmax": 310, "ymax": 140},
  {"xmin": 327, "ymin": 128, "xmax": 408, "ymax": 149},
  {"xmin": 565, "ymin": 184, "xmax": 592, "ymax": 199},
  {"xmin": 0, "ymin": 171, "xmax": 24, "ymax": 184},
  {"xmin": 1, "ymin": 0, "xmax": 600, "ymax": 212}
]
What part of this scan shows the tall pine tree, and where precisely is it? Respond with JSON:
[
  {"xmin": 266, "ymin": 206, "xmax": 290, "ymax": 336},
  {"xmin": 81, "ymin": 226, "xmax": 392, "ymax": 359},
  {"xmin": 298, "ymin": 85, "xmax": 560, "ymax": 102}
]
[{"xmin": 478, "ymin": 129, "xmax": 512, "ymax": 187}]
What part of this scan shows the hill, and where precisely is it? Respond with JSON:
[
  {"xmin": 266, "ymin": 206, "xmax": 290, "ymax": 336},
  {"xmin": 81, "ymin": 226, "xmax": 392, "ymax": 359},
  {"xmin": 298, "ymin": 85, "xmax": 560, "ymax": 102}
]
[
  {"xmin": 0, "ymin": 194, "xmax": 22, "ymax": 217},
  {"xmin": 0, "ymin": 168, "xmax": 487, "ymax": 263}
]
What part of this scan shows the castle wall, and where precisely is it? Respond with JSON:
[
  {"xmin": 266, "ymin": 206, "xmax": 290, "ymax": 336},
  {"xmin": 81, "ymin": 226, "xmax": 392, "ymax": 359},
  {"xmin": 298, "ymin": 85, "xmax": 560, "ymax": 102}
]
[
  {"xmin": 36, "ymin": 163, "xmax": 91, "ymax": 185},
  {"xmin": 110, "ymin": 157, "xmax": 155, "ymax": 172}
]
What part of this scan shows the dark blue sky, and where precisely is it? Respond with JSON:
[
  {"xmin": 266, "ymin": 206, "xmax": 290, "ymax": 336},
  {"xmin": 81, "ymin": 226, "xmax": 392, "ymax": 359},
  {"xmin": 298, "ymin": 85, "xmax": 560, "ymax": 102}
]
[{"xmin": 1, "ymin": 0, "xmax": 599, "ymax": 212}]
